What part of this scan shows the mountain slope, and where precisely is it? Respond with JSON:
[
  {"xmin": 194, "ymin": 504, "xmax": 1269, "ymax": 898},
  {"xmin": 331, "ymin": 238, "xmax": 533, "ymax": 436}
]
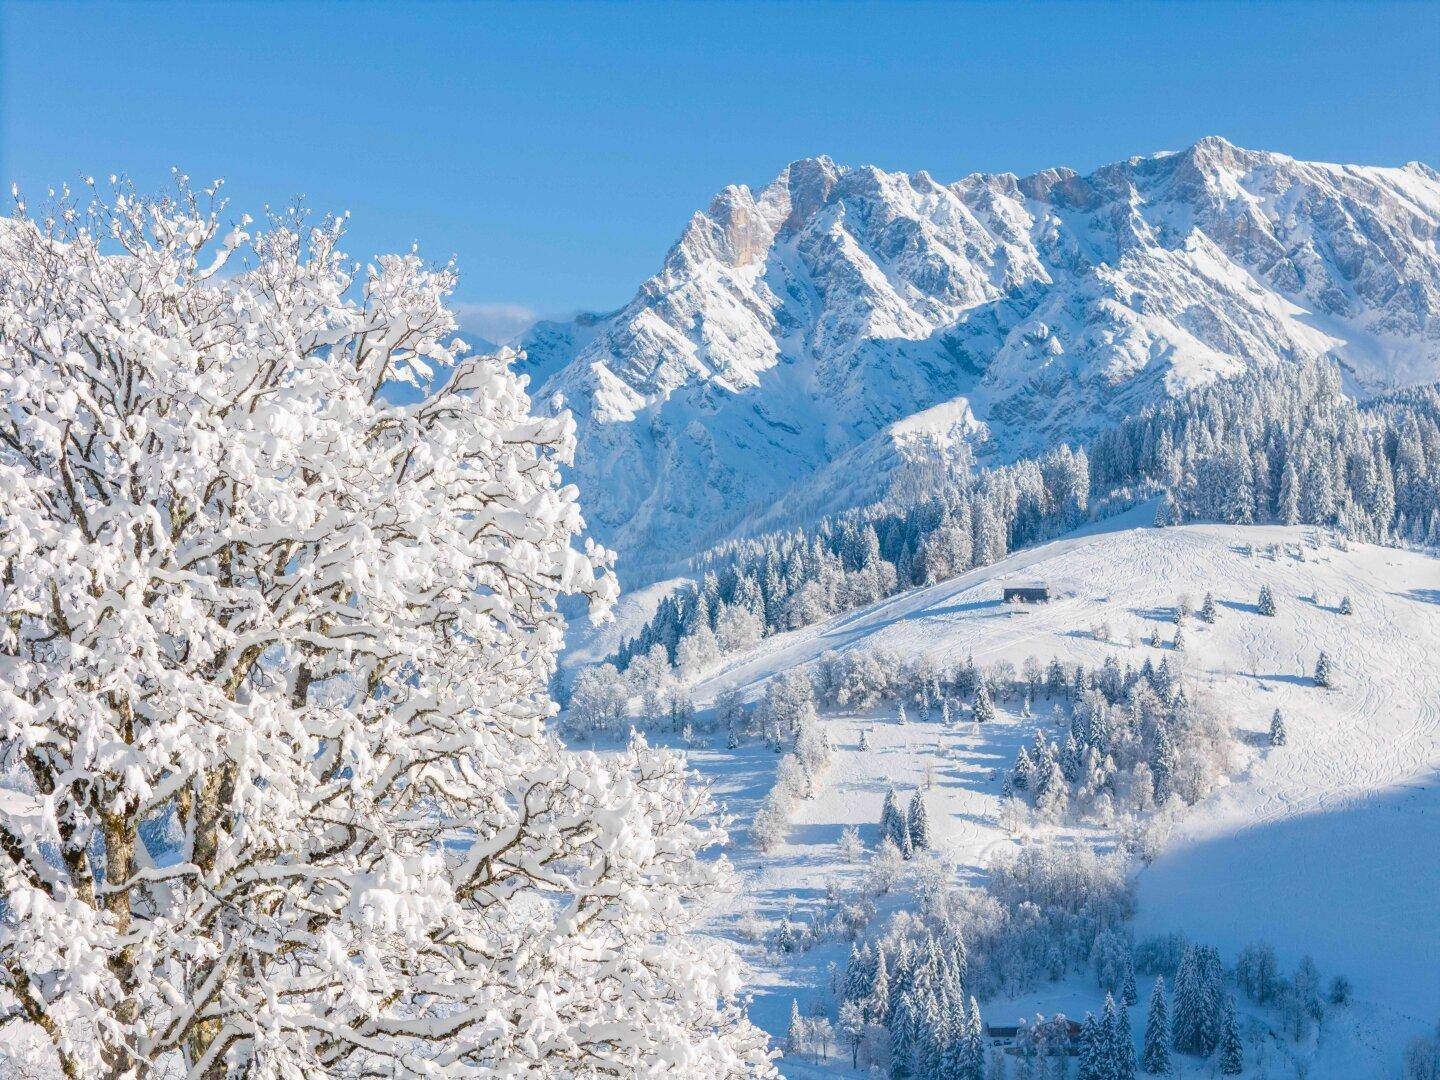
[
  {"xmin": 674, "ymin": 514, "xmax": 1440, "ymax": 1076},
  {"xmin": 522, "ymin": 139, "xmax": 1440, "ymax": 580}
]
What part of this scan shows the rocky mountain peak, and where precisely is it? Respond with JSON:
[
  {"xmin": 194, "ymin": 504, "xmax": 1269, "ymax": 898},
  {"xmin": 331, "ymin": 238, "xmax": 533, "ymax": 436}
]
[{"xmin": 519, "ymin": 140, "xmax": 1440, "ymax": 581}]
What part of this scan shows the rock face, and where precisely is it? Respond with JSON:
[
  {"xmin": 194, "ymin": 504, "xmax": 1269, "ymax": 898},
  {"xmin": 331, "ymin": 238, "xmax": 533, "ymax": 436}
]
[{"xmin": 520, "ymin": 138, "xmax": 1440, "ymax": 580}]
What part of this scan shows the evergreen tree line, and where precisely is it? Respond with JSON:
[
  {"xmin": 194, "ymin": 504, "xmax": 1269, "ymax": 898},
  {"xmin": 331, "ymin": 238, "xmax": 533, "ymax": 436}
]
[{"xmin": 611, "ymin": 359, "xmax": 1440, "ymax": 674}]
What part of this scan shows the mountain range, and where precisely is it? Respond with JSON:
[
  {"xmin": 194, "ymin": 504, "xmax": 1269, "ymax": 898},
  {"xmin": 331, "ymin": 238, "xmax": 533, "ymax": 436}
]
[{"xmin": 515, "ymin": 137, "xmax": 1440, "ymax": 582}]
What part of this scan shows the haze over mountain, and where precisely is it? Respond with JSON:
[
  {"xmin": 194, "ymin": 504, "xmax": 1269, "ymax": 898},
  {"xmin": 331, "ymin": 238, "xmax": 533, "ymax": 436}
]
[{"xmin": 519, "ymin": 138, "xmax": 1440, "ymax": 581}]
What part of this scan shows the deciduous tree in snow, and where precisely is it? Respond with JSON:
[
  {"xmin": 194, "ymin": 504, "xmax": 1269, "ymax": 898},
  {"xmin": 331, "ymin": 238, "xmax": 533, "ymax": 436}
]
[{"xmin": 0, "ymin": 181, "xmax": 773, "ymax": 1077}]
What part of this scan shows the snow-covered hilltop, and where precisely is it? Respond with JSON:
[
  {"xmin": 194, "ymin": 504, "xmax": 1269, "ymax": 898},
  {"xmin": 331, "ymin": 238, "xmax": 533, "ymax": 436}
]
[
  {"xmin": 674, "ymin": 515, "xmax": 1440, "ymax": 1077},
  {"xmin": 521, "ymin": 138, "xmax": 1440, "ymax": 579}
]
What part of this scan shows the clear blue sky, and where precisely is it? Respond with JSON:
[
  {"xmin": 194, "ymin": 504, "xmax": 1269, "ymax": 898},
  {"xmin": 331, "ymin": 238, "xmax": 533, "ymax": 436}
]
[{"xmin": 3, "ymin": 1, "xmax": 1437, "ymax": 338}]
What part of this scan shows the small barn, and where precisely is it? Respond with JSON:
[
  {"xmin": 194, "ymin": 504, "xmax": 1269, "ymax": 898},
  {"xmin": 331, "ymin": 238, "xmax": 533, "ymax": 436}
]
[{"xmin": 1003, "ymin": 581, "xmax": 1050, "ymax": 603}]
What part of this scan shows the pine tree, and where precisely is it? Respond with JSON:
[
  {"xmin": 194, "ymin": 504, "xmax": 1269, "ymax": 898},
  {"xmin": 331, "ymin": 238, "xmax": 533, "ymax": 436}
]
[
  {"xmin": 890, "ymin": 989, "xmax": 920, "ymax": 1077},
  {"xmin": 1217, "ymin": 996, "xmax": 1243, "ymax": 1075},
  {"xmin": 973, "ymin": 682, "xmax": 996, "ymax": 724},
  {"xmin": 1172, "ymin": 945, "xmax": 1208, "ymax": 1054},
  {"xmin": 1110, "ymin": 992, "xmax": 1137, "ymax": 1080},
  {"xmin": 1199, "ymin": 592, "xmax": 1217, "ymax": 624},
  {"xmin": 1151, "ymin": 726, "xmax": 1178, "ymax": 803},
  {"xmin": 963, "ymin": 997, "xmax": 986, "ymax": 1080},
  {"xmin": 1257, "ymin": 584, "xmax": 1277, "ymax": 617},
  {"xmin": 859, "ymin": 728, "xmax": 873, "ymax": 752},
  {"xmin": 869, "ymin": 951, "xmax": 891, "ymax": 1024},
  {"xmin": 941, "ymin": 698, "xmax": 952, "ymax": 728},
  {"xmin": 1270, "ymin": 708, "xmax": 1288, "ymax": 747},
  {"xmin": 907, "ymin": 792, "xmax": 931, "ymax": 850},
  {"xmin": 1314, "ymin": 650, "xmax": 1336, "ymax": 688},
  {"xmin": 880, "ymin": 786, "xmax": 904, "ymax": 846},
  {"xmin": 1142, "ymin": 976, "xmax": 1172, "ymax": 1075},
  {"xmin": 898, "ymin": 700, "xmax": 909, "ymax": 726},
  {"xmin": 1077, "ymin": 1012, "xmax": 1106, "ymax": 1080},
  {"xmin": 1172, "ymin": 626, "xmax": 1185, "ymax": 652},
  {"xmin": 1122, "ymin": 961, "xmax": 1139, "ymax": 1007},
  {"xmin": 1339, "ymin": 594, "xmax": 1354, "ymax": 615}
]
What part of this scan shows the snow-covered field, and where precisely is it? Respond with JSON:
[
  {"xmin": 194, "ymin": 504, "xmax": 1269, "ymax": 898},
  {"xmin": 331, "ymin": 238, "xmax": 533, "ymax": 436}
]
[{"xmin": 666, "ymin": 510, "xmax": 1440, "ymax": 1076}]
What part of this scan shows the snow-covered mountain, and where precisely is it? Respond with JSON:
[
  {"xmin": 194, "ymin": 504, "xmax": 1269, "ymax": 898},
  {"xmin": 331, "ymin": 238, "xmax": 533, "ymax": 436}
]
[{"xmin": 520, "ymin": 138, "xmax": 1440, "ymax": 580}]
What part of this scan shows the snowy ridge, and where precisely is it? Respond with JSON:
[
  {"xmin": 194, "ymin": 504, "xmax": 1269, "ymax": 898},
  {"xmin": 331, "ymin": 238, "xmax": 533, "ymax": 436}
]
[
  {"xmin": 521, "ymin": 139, "xmax": 1440, "ymax": 580},
  {"xmin": 672, "ymin": 514, "xmax": 1440, "ymax": 1076}
]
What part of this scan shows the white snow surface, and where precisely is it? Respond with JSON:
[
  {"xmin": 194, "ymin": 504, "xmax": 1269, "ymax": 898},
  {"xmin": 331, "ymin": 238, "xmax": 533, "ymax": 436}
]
[
  {"xmin": 522, "ymin": 138, "xmax": 1440, "ymax": 581},
  {"xmin": 664, "ymin": 513, "xmax": 1440, "ymax": 1076}
]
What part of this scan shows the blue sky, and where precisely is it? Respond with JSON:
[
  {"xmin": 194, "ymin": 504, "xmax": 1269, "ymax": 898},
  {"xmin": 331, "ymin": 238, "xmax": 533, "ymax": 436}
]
[{"xmin": 3, "ymin": 1, "xmax": 1437, "ymax": 338}]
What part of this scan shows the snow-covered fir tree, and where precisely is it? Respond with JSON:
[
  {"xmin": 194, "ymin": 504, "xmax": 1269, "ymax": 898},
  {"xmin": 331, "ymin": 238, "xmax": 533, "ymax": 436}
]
[
  {"xmin": 0, "ymin": 182, "xmax": 775, "ymax": 1077},
  {"xmin": 972, "ymin": 681, "xmax": 996, "ymax": 724},
  {"xmin": 1258, "ymin": 584, "xmax": 1278, "ymax": 617},
  {"xmin": 1122, "ymin": 963, "xmax": 1139, "ymax": 1007},
  {"xmin": 908, "ymin": 791, "xmax": 932, "ymax": 850},
  {"xmin": 1270, "ymin": 708, "xmax": 1289, "ymax": 746},
  {"xmin": 1078, "ymin": 1012, "xmax": 1106, "ymax": 1080},
  {"xmin": 1172, "ymin": 944, "xmax": 1225, "ymax": 1056},
  {"xmin": 880, "ymin": 786, "xmax": 910, "ymax": 850},
  {"xmin": 1198, "ymin": 592, "xmax": 1217, "ymax": 624},
  {"xmin": 1217, "ymin": 996, "xmax": 1243, "ymax": 1075},
  {"xmin": 1315, "ymin": 650, "xmax": 1337, "ymax": 688},
  {"xmin": 1107, "ymin": 992, "xmax": 1138, "ymax": 1080},
  {"xmin": 1142, "ymin": 976, "xmax": 1172, "ymax": 1075},
  {"xmin": 1339, "ymin": 594, "xmax": 1354, "ymax": 615}
]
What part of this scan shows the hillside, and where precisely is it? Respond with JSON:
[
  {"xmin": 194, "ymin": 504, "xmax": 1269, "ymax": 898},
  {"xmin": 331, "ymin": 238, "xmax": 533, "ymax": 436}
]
[
  {"xmin": 657, "ymin": 514, "xmax": 1440, "ymax": 1076},
  {"xmin": 521, "ymin": 139, "xmax": 1440, "ymax": 581}
]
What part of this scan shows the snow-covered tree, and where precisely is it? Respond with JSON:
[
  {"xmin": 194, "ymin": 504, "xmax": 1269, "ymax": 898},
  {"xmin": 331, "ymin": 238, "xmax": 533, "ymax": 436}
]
[
  {"xmin": 880, "ymin": 786, "xmax": 909, "ymax": 850},
  {"xmin": 1198, "ymin": 592, "xmax": 1217, "ymax": 624},
  {"xmin": 1257, "ymin": 584, "xmax": 1278, "ymax": 617},
  {"xmin": 1142, "ymin": 976, "xmax": 1172, "ymax": 1075},
  {"xmin": 1107, "ymin": 992, "xmax": 1137, "ymax": 1080},
  {"xmin": 1270, "ymin": 708, "xmax": 1288, "ymax": 747},
  {"xmin": 1315, "ymin": 650, "xmax": 1336, "ymax": 688},
  {"xmin": 907, "ymin": 791, "xmax": 931, "ymax": 850},
  {"xmin": 972, "ymin": 682, "xmax": 996, "ymax": 724},
  {"xmin": 569, "ymin": 661, "xmax": 632, "ymax": 735},
  {"xmin": 1172, "ymin": 944, "xmax": 1224, "ymax": 1056},
  {"xmin": 1339, "ymin": 594, "xmax": 1354, "ymax": 615},
  {"xmin": 838, "ymin": 999, "xmax": 867, "ymax": 1069},
  {"xmin": 1217, "ymin": 997, "xmax": 1243, "ymax": 1075},
  {"xmin": 1328, "ymin": 975, "xmax": 1352, "ymax": 1006},
  {"xmin": 1078, "ymin": 1012, "xmax": 1106, "ymax": 1080},
  {"xmin": 0, "ymin": 181, "xmax": 775, "ymax": 1077}
]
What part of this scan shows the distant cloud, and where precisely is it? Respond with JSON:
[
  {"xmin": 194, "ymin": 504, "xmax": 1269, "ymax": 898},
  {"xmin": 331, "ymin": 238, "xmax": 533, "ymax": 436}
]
[{"xmin": 451, "ymin": 300, "xmax": 538, "ymax": 346}]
